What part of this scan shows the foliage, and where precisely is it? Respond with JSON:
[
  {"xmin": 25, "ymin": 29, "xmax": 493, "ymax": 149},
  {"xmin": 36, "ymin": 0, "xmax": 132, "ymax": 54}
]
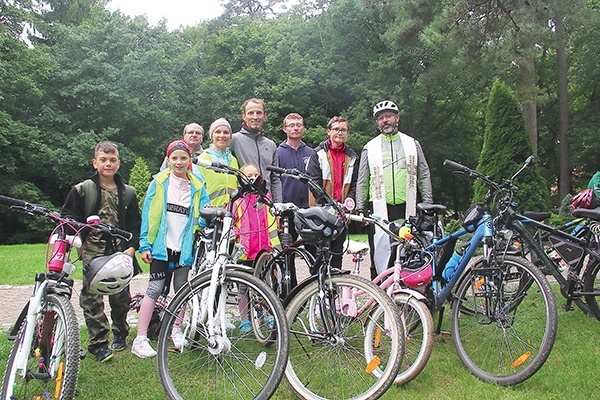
[
  {"xmin": 0, "ymin": 0, "xmax": 599, "ymax": 243},
  {"xmin": 129, "ymin": 157, "xmax": 152, "ymax": 208},
  {"xmin": 444, "ymin": 218, "xmax": 463, "ymax": 234},
  {"xmin": 474, "ymin": 80, "xmax": 550, "ymax": 212}
]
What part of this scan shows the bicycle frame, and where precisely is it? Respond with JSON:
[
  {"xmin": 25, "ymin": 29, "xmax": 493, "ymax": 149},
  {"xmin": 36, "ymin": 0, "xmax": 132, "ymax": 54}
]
[
  {"xmin": 505, "ymin": 211, "xmax": 600, "ymax": 307},
  {"xmin": 427, "ymin": 213, "xmax": 495, "ymax": 311},
  {"xmin": 183, "ymin": 160, "xmax": 266, "ymax": 353}
]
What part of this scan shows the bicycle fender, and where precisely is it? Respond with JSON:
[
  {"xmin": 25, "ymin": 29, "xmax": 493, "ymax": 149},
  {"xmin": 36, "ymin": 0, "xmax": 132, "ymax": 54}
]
[
  {"xmin": 225, "ymin": 263, "xmax": 254, "ymax": 273},
  {"xmin": 7, "ymin": 302, "xmax": 29, "ymax": 340},
  {"xmin": 282, "ymin": 275, "xmax": 319, "ymax": 308},
  {"xmin": 390, "ymin": 288, "xmax": 427, "ymax": 302}
]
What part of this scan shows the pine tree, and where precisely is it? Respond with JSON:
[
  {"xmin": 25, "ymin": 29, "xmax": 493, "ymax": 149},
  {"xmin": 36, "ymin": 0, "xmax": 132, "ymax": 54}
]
[
  {"xmin": 474, "ymin": 80, "xmax": 550, "ymax": 212},
  {"xmin": 129, "ymin": 157, "xmax": 151, "ymax": 208}
]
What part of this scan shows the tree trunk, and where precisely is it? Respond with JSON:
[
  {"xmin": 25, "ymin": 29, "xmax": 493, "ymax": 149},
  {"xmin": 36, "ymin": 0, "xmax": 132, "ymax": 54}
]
[
  {"xmin": 556, "ymin": 9, "xmax": 572, "ymax": 199},
  {"xmin": 522, "ymin": 57, "xmax": 538, "ymax": 154}
]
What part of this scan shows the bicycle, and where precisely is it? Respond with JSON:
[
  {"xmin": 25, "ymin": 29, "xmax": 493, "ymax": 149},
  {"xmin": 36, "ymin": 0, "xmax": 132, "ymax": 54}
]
[
  {"xmin": 0, "ymin": 195, "xmax": 133, "ymax": 400},
  {"xmin": 156, "ymin": 160, "xmax": 290, "ymax": 400},
  {"xmin": 494, "ymin": 186, "xmax": 600, "ymax": 319},
  {"xmin": 253, "ymin": 201, "xmax": 316, "ymax": 301},
  {"xmin": 344, "ymin": 216, "xmax": 435, "ymax": 385},
  {"xmin": 403, "ymin": 157, "xmax": 557, "ymax": 386},
  {"xmin": 268, "ymin": 165, "xmax": 405, "ymax": 400}
]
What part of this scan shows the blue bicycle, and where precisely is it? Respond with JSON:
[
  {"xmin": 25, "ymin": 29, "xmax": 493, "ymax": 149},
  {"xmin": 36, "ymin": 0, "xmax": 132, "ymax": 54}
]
[{"xmin": 399, "ymin": 157, "xmax": 558, "ymax": 386}]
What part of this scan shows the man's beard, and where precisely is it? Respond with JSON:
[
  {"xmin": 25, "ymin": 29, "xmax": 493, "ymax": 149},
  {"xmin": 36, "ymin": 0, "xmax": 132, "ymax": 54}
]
[{"xmin": 380, "ymin": 122, "xmax": 397, "ymax": 135}]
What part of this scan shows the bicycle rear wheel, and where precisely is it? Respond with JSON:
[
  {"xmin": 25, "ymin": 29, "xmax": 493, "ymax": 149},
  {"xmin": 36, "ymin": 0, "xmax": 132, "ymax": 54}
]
[
  {"xmin": 254, "ymin": 246, "xmax": 315, "ymax": 300},
  {"xmin": 286, "ymin": 274, "xmax": 403, "ymax": 400},
  {"xmin": 390, "ymin": 293, "xmax": 434, "ymax": 385},
  {"xmin": 157, "ymin": 268, "xmax": 289, "ymax": 400},
  {"xmin": 451, "ymin": 255, "xmax": 557, "ymax": 385},
  {"xmin": 1, "ymin": 294, "xmax": 80, "ymax": 400},
  {"xmin": 583, "ymin": 258, "xmax": 600, "ymax": 320}
]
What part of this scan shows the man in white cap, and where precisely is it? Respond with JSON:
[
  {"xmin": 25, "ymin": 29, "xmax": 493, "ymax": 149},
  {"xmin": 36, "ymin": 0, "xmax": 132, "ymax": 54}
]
[{"xmin": 356, "ymin": 100, "xmax": 433, "ymax": 279}]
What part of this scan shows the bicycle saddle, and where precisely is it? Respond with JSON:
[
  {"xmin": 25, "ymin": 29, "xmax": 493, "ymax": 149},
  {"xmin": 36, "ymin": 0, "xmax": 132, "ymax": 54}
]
[
  {"xmin": 417, "ymin": 203, "xmax": 447, "ymax": 214},
  {"xmin": 522, "ymin": 211, "xmax": 551, "ymax": 221},
  {"xmin": 572, "ymin": 208, "xmax": 600, "ymax": 221}
]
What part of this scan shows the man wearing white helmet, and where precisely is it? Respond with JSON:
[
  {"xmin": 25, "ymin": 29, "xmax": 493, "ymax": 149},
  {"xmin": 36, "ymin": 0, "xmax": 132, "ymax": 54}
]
[{"xmin": 356, "ymin": 100, "xmax": 433, "ymax": 279}]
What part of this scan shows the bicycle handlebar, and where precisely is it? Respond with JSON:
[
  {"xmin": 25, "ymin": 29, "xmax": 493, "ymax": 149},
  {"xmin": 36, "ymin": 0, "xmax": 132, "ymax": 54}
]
[
  {"xmin": 443, "ymin": 157, "xmax": 534, "ymax": 208},
  {"xmin": 194, "ymin": 157, "xmax": 270, "ymax": 205},
  {"xmin": 0, "ymin": 194, "xmax": 133, "ymax": 241}
]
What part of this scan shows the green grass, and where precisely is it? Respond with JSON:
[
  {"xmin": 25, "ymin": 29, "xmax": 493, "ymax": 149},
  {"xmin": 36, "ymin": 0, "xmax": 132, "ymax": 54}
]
[
  {"xmin": 0, "ymin": 243, "xmax": 81, "ymax": 285},
  {"xmin": 2, "ymin": 244, "xmax": 600, "ymax": 399}
]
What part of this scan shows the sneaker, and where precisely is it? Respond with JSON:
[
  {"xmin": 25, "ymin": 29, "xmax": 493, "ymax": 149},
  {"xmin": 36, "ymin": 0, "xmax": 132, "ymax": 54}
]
[
  {"xmin": 110, "ymin": 336, "xmax": 127, "ymax": 352},
  {"xmin": 131, "ymin": 337, "xmax": 157, "ymax": 359},
  {"xmin": 171, "ymin": 328, "xmax": 188, "ymax": 348},
  {"xmin": 238, "ymin": 319, "xmax": 252, "ymax": 334},
  {"xmin": 94, "ymin": 347, "xmax": 114, "ymax": 363}
]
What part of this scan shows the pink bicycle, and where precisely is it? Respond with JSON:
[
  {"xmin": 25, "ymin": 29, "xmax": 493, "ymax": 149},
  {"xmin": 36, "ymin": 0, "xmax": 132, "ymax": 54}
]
[{"xmin": 344, "ymin": 219, "xmax": 435, "ymax": 385}]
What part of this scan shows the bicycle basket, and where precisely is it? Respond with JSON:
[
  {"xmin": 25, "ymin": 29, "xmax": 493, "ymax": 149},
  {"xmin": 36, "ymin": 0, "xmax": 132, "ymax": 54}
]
[{"xmin": 400, "ymin": 252, "xmax": 433, "ymax": 288}]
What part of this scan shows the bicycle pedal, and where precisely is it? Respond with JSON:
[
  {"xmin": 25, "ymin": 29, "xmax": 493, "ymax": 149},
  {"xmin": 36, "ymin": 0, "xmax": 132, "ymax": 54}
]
[
  {"xmin": 440, "ymin": 330, "xmax": 452, "ymax": 337},
  {"xmin": 79, "ymin": 347, "xmax": 87, "ymax": 360}
]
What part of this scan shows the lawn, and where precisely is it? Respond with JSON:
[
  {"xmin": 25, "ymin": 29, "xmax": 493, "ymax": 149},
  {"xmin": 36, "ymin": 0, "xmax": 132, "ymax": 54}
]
[{"xmin": 1, "ymin": 243, "xmax": 600, "ymax": 399}]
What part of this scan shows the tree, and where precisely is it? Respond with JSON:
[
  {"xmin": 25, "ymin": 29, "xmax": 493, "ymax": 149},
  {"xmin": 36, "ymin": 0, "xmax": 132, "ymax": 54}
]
[
  {"xmin": 474, "ymin": 80, "xmax": 549, "ymax": 212},
  {"xmin": 129, "ymin": 157, "xmax": 151, "ymax": 209},
  {"xmin": 220, "ymin": 0, "xmax": 288, "ymax": 19}
]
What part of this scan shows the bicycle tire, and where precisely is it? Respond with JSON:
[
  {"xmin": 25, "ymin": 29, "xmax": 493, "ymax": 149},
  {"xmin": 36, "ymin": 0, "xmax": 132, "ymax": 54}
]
[
  {"xmin": 254, "ymin": 246, "xmax": 315, "ymax": 301},
  {"xmin": 583, "ymin": 258, "xmax": 600, "ymax": 320},
  {"xmin": 389, "ymin": 293, "xmax": 434, "ymax": 385},
  {"xmin": 285, "ymin": 274, "xmax": 404, "ymax": 400},
  {"xmin": 1, "ymin": 294, "xmax": 80, "ymax": 400},
  {"xmin": 157, "ymin": 268, "xmax": 289, "ymax": 400},
  {"xmin": 451, "ymin": 255, "xmax": 558, "ymax": 385}
]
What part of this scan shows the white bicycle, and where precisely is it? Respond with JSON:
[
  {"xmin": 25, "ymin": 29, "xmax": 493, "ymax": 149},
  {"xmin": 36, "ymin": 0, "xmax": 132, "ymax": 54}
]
[
  {"xmin": 156, "ymin": 160, "xmax": 290, "ymax": 399},
  {"xmin": 0, "ymin": 195, "xmax": 132, "ymax": 400}
]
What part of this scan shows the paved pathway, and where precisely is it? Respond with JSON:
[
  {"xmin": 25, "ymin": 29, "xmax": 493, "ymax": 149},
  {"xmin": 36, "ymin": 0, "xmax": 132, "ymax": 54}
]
[{"xmin": 0, "ymin": 248, "xmax": 372, "ymax": 330}]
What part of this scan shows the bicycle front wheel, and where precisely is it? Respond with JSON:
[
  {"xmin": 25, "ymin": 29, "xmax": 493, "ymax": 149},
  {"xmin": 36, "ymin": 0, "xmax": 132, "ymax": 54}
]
[
  {"xmin": 390, "ymin": 292, "xmax": 434, "ymax": 385},
  {"xmin": 286, "ymin": 274, "xmax": 403, "ymax": 400},
  {"xmin": 451, "ymin": 255, "xmax": 558, "ymax": 385},
  {"xmin": 157, "ymin": 268, "xmax": 289, "ymax": 400},
  {"xmin": 1, "ymin": 294, "xmax": 80, "ymax": 400}
]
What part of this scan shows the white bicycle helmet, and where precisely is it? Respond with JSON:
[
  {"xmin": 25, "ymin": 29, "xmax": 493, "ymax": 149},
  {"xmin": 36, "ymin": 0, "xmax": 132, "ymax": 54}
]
[
  {"xmin": 86, "ymin": 252, "xmax": 134, "ymax": 295},
  {"xmin": 373, "ymin": 100, "xmax": 399, "ymax": 117}
]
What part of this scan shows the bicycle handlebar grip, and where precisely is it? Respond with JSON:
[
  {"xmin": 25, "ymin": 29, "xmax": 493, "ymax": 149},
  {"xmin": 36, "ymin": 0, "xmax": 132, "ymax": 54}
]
[
  {"xmin": 443, "ymin": 159, "xmax": 471, "ymax": 173},
  {"xmin": 193, "ymin": 157, "xmax": 226, "ymax": 169},
  {"xmin": 266, "ymin": 165, "xmax": 288, "ymax": 174},
  {"xmin": 97, "ymin": 223, "xmax": 133, "ymax": 241},
  {"xmin": 0, "ymin": 195, "xmax": 27, "ymax": 208},
  {"xmin": 347, "ymin": 214, "xmax": 365, "ymax": 223},
  {"xmin": 110, "ymin": 226, "xmax": 133, "ymax": 241}
]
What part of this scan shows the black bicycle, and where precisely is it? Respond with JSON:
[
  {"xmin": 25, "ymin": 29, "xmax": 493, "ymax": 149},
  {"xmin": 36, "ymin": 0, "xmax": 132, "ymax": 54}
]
[
  {"xmin": 253, "ymin": 201, "xmax": 316, "ymax": 301},
  {"xmin": 267, "ymin": 165, "xmax": 405, "ymax": 400},
  {"xmin": 495, "ymin": 192, "xmax": 600, "ymax": 319}
]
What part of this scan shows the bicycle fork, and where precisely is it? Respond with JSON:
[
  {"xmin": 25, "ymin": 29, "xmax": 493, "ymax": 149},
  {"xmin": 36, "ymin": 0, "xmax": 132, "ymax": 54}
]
[{"xmin": 14, "ymin": 279, "xmax": 49, "ymax": 373}]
